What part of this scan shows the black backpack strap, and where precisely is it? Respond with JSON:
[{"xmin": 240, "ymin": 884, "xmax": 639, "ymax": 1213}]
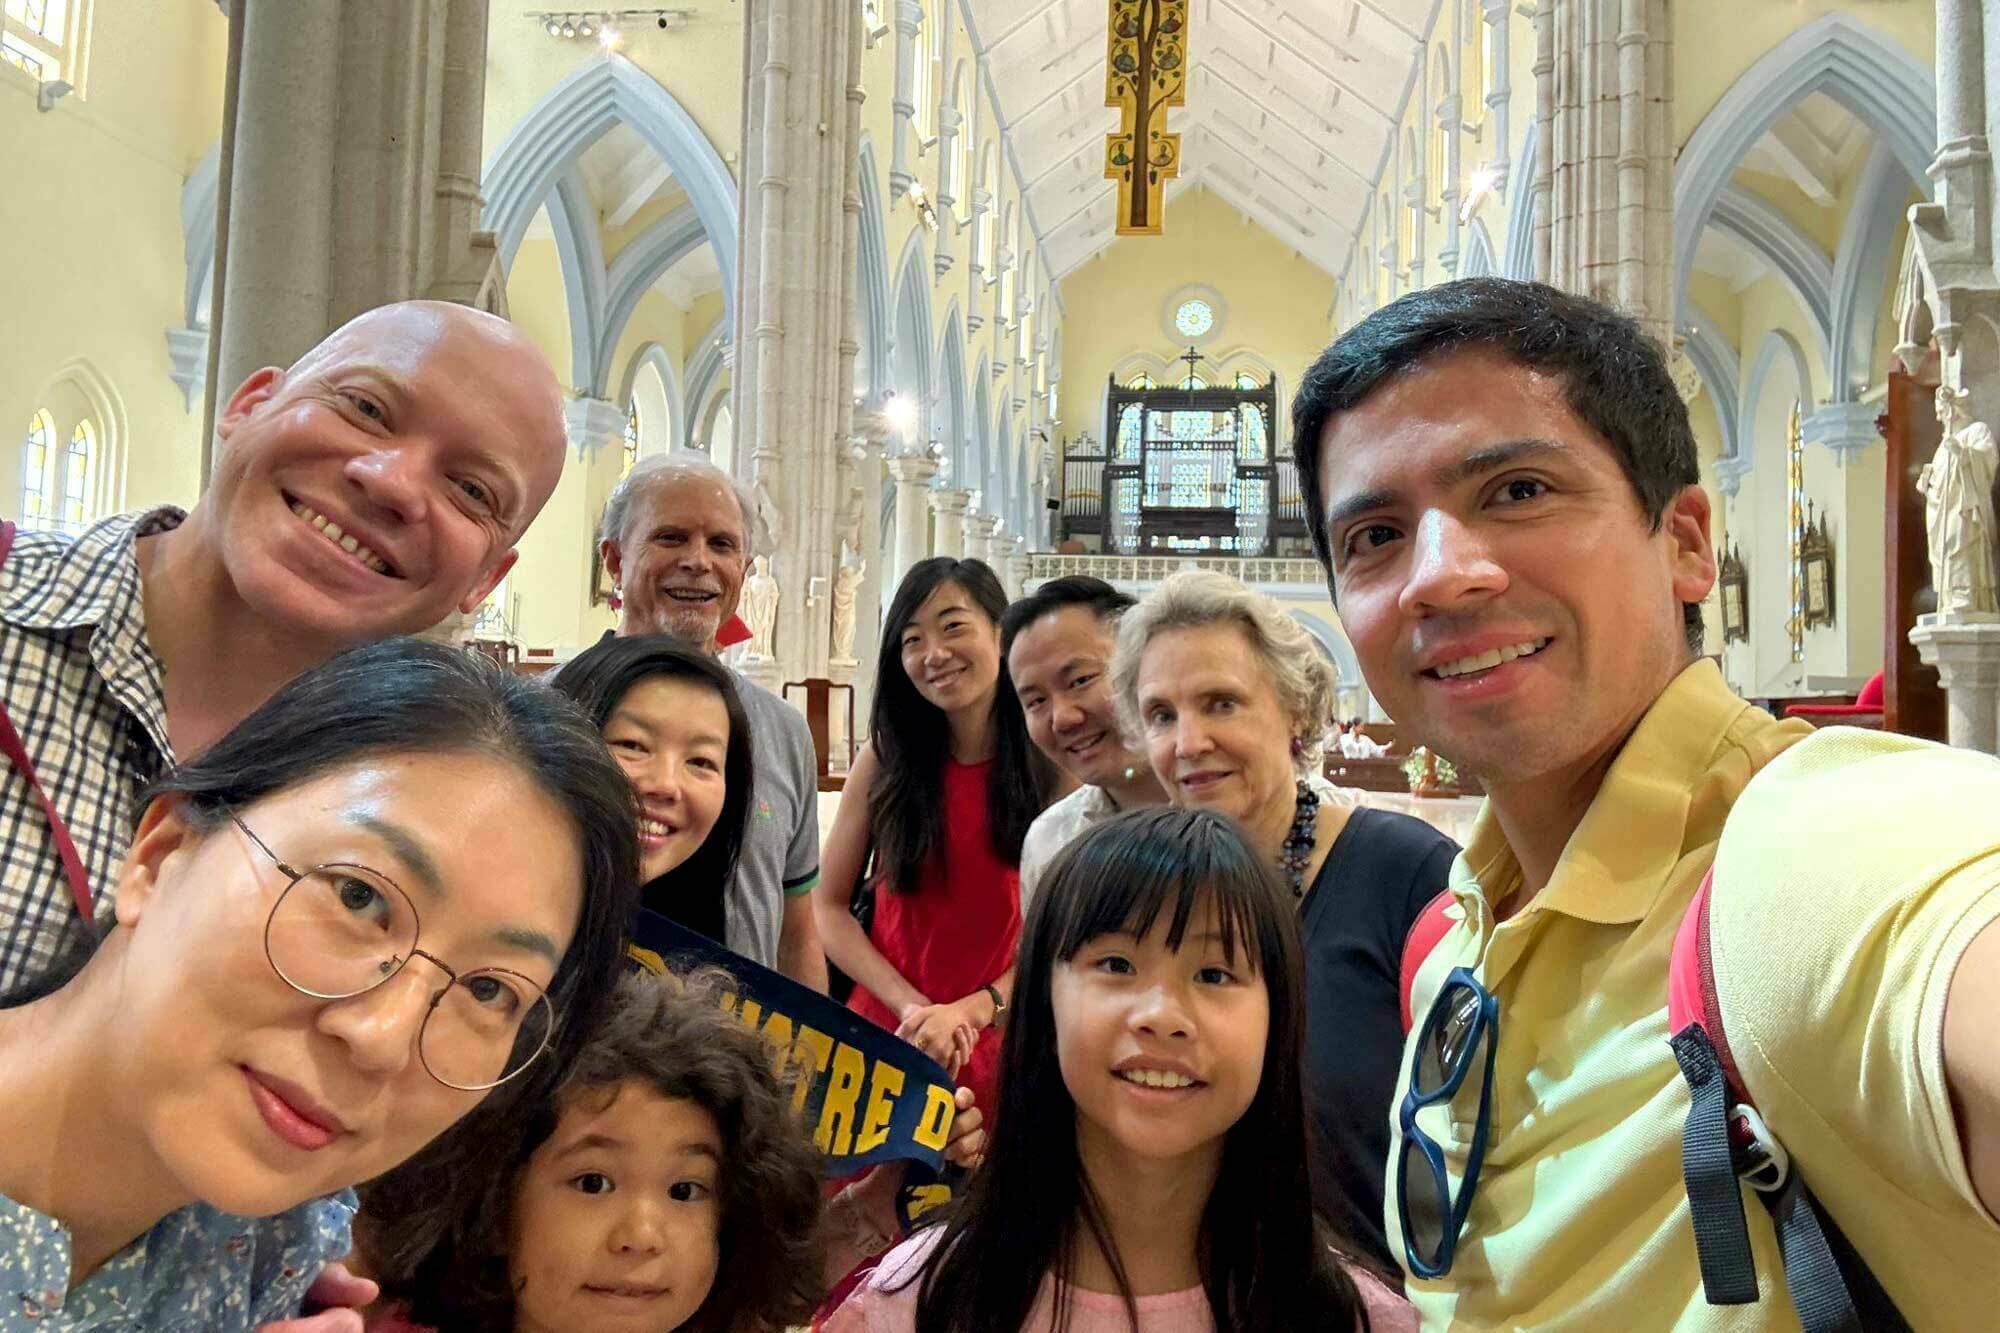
[{"xmin": 1670, "ymin": 875, "xmax": 1913, "ymax": 1332}]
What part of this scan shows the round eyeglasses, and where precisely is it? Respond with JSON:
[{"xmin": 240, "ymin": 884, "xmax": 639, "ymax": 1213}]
[{"xmin": 233, "ymin": 815, "xmax": 557, "ymax": 1091}]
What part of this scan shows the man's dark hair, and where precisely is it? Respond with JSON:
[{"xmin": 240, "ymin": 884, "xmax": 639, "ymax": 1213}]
[
  {"xmin": 1290, "ymin": 278, "xmax": 1704, "ymax": 654},
  {"xmin": 999, "ymin": 574, "xmax": 1137, "ymax": 659}
]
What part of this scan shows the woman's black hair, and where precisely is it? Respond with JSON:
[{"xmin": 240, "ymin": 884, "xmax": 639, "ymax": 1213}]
[
  {"xmin": 869, "ymin": 557, "xmax": 1059, "ymax": 893},
  {"xmin": 548, "ymin": 634, "xmax": 753, "ymax": 934},
  {"xmin": 370, "ymin": 968, "xmax": 824, "ymax": 1333},
  {"xmin": 142, "ymin": 638, "xmax": 638, "ymax": 1104},
  {"xmin": 908, "ymin": 806, "xmax": 1368, "ymax": 1333}
]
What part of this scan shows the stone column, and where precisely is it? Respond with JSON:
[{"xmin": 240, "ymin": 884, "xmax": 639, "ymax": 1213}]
[
  {"xmin": 1910, "ymin": 1, "xmax": 2000, "ymax": 415},
  {"xmin": 1482, "ymin": 0, "xmax": 1513, "ymax": 196},
  {"xmin": 934, "ymin": 103, "xmax": 961, "ymax": 277},
  {"xmin": 888, "ymin": 451, "xmax": 938, "ymax": 590},
  {"xmin": 1532, "ymin": 0, "xmax": 1673, "ymax": 347},
  {"xmin": 931, "ymin": 487, "xmax": 972, "ymax": 560},
  {"xmin": 970, "ymin": 513, "xmax": 1003, "ymax": 571},
  {"xmin": 734, "ymin": 0, "xmax": 864, "ymax": 685},
  {"xmin": 1006, "ymin": 537, "xmax": 1031, "ymax": 599},
  {"xmin": 1439, "ymin": 89, "xmax": 1463, "ymax": 276},
  {"xmin": 1910, "ymin": 614, "xmax": 2000, "ymax": 754},
  {"xmin": 889, "ymin": 0, "xmax": 922, "ymax": 200},
  {"xmin": 209, "ymin": 0, "xmax": 500, "ymax": 480}
]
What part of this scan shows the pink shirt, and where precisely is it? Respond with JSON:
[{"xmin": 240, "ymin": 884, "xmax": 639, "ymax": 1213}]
[{"xmin": 821, "ymin": 1230, "xmax": 1417, "ymax": 1333}]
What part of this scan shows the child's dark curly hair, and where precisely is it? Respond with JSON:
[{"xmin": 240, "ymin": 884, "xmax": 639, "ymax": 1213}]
[{"xmin": 359, "ymin": 967, "xmax": 825, "ymax": 1332}]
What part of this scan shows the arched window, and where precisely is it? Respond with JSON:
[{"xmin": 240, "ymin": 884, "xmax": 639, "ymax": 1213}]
[
  {"xmin": 1, "ymin": 0, "xmax": 88, "ymax": 86},
  {"xmin": 1125, "ymin": 372, "xmax": 1156, "ymax": 389},
  {"xmin": 61, "ymin": 418, "xmax": 96, "ymax": 533},
  {"xmin": 19, "ymin": 410, "xmax": 54, "ymax": 530},
  {"xmin": 914, "ymin": 1, "xmax": 939, "ymax": 144},
  {"xmin": 621, "ymin": 402, "xmax": 640, "ymax": 479}
]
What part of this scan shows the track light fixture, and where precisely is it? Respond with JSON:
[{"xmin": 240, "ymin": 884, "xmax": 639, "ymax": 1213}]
[{"xmin": 529, "ymin": 8, "xmax": 696, "ymax": 39}]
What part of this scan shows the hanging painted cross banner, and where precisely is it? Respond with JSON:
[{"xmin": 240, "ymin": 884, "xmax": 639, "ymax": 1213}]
[{"xmin": 1105, "ymin": 0, "xmax": 1189, "ymax": 235}]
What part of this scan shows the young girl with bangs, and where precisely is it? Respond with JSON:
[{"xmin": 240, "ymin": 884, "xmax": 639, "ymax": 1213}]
[{"xmin": 825, "ymin": 806, "xmax": 1414, "ymax": 1333}]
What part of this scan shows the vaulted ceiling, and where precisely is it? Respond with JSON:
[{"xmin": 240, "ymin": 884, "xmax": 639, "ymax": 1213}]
[{"xmin": 962, "ymin": 0, "xmax": 1435, "ymax": 281}]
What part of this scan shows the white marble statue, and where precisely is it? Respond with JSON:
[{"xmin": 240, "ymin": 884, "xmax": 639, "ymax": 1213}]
[
  {"xmin": 1920, "ymin": 387, "xmax": 2000, "ymax": 616},
  {"xmin": 741, "ymin": 554, "xmax": 780, "ymax": 658},
  {"xmin": 831, "ymin": 558, "xmax": 865, "ymax": 662}
]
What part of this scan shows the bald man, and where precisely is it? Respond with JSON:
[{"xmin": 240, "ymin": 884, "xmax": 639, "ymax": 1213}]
[{"xmin": 0, "ymin": 300, "xmax": 569, "ymax": 1002}]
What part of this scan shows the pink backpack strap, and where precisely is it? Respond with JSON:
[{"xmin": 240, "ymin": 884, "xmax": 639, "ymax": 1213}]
[
  {"xmin": 1398, "ymin": 889, "xmax": 1458, "ymax": 1034},
  {"xmin": 1668, "ymin": 867, "xmax": 1747, "ymax": 1102}
]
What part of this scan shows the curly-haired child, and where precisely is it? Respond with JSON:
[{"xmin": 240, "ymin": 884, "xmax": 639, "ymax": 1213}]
[{"xmin": 360, "ymin": 967, "xmax": 824, "ymax": 1333}]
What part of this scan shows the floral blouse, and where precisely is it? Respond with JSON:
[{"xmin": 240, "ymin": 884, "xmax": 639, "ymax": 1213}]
[{"xmin": 0, "ymin": 1188, "xmax": 354, "ymax": 1331}]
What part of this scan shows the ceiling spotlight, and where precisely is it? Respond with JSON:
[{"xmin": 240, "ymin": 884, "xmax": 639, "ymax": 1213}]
[
  {"xmin": 598, "ymin": 22, "xmax": 622, "ymax": 48},
  {"xmin": 544, "ymin": 17, "xmax": 561, "ymax": 34},
  {"xmin": 577, "ymin": 16, "xmax": 594, "ymax": 35},
  {"xmin": 881, "ymin": 392, "xmax": 919, "ymax": 439},
  {"xmin": 560, "ymin": 20, "xmax": 575, "ymax": 36}
]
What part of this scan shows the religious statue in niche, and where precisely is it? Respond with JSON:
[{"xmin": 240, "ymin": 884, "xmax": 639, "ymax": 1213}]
[
  {"xmin": 831, "ymin": 557, "xmax": 865, "ymax": 663},
  {"xmin": 741, "ymin": 555, "xmax": 780, "ymax": 659},
  {"xmin": 1104, "ymin": 0, "xmax": 1188, "ymax": 236},
  {"xmin": 1919, "ymin": 385, "xmax": 2000, "ymax": 616},
  {"xmin": 1801, "ymin": 501, "xmax": 1835, "ymax": 630},
  {"xmin": 1719, "ymin": 540, "xmax": 1749, "ymax": 645}
]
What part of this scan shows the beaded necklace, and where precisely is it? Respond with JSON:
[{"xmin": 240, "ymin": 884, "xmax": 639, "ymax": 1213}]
[{"xmin": 1278, "ymin": 780, "xmax": 1320, "ymax": 899}]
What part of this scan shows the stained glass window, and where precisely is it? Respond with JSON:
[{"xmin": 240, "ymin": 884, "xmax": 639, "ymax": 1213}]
[
  {"xmin": 1234, "ymin": 371, "xmax": 1260, "ymax": 389},
  {"xmin": 1174, "ymin": 298, "xmax": 1214, "ymax": 340},
  {"xmin": 1125, "ymin": 372, "xmax": 1156, "ymax": 390},
  {"xmin": 19, "ymin": 410, "xmax": 53, "ymax": 530},
  {"xmin": 61, "ymin": 418, "xmax": 95, "ymax": 532},
  {"xmin": 621, "ymin": 402, "xmax": 639, "ymax": 478},
  {"xmin": 1240, "ymin": 404, "xmax": 1268, "ymax": 462},
  {"xmin": 1116, "ymin": 403, "xmax": 1144, "ymax": 460}
]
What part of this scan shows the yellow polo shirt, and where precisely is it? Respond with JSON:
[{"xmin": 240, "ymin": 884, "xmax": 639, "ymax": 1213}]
[{"xmin": 1389, "ymin": 660, "xmax": 2000, "ymax": 1329}]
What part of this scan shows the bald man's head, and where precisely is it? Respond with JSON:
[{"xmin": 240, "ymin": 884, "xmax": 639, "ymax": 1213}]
[{"xmin": 200, "ymin": 300, "xmax": 570, "ymax": 647}]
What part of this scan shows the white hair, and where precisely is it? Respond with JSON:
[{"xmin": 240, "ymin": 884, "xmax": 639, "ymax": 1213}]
[
  {"xmin": 1111, "ymin": 570, "xmax": 1338, "ymax": 774},
  {"xmin": 597, "ymin": 450, "xmax": 759, "ymax": 556}
]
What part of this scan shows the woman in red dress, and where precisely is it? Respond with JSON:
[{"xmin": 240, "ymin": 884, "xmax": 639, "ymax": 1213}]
[{"xmin": 816, "ymin": 557, "xmax": 1061, "ymax": 1118}]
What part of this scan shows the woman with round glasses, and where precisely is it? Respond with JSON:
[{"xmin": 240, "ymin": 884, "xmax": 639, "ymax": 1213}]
[{"xmin": 0, "ymin": 639, "xmax": 638, "ymax": 1330}]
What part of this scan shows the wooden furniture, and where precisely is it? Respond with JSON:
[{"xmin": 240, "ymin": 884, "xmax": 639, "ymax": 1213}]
[
  {"xmin": 782, "ymin": 678, "xmax": 856, "ymax": 792},
  {"xmin": 1881, "ymin": 368, "xmax": 1947, "ymax": 740}
]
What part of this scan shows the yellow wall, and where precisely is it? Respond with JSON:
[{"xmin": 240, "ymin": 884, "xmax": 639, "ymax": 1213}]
[
  {"xmin": 1, "ymin": 2, "xmax": 227, "ymax": 518},
  {"xmin": 1058, "ymin": 186, "xmax": 1336, "ymax": 437}
]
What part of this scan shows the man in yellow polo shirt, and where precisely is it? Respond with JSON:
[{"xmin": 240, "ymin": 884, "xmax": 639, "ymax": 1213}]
[{"xmin": 1292, "ymin": 278, "xmax": 2000, "ymax": 1328}]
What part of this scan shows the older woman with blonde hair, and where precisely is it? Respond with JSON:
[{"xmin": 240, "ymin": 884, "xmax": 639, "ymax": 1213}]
[{"xmin": 1112, "ymin": 569, "xmax": 1457, "ymax": 1275}]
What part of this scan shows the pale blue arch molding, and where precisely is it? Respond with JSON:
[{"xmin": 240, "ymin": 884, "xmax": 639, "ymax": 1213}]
[
  {"xmin": 1828, "ymin": 140, "xmax": 1920, "ymax": 399},
  {"xmin": 1730, "ymin": 327, "xmax": 1814, "ymax": 499},
  {"xmin": 483, "ymin": 54, "xmax": 738, "ymax": 299},
  {"xmin": 182, "ymin": 142, "xmax": 221, "ymax": 328},
  {"xmin": 483, "ymin": 55, "xmax": 738, "ymax": 399},
  {"xmin": 1708, "ymin": 185, "xmax": 1834, "ymax": 365},
  {"xmin": 972, "ymin": 363, "xmax": 992, "ymax": 511},
  {"xmin": 856, "ymin": 135, "xmax": 894, "ymax": 404},
  {"xmin": 1502, "ymin": 120, "xmax": 1537, "ymax": 282},
  {"xmin": 1286, "ymin": 610, "xmax": 1362, "ymax": 692},
  {"xmin": 1681, "ymin": 307, "xmax": 1742, "ymax": 473},
  {"xmin": 680, "ymin": 318, "xmax": 730, "ymax": 449},
  {"xmin": 1673, "ymin": 13, "xmax": 1934, "ymax": 331},
  {"xmin": 890, "ymin": 226, "xmax": 934, "ymax": 448},
  {"xmin": 617, "ymin": 341, "xmax": 686, "ymax": 454},
  {"xmin": 937, "ymin": 302, "xmax": 970, "ymax": 485},
  {"xmin": 1458, "ymin": 218, "xmax": 1497, "ymax": 279}
]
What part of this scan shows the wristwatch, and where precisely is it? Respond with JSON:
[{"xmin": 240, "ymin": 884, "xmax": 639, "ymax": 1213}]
[{"xmin": 981, "ymin": 982, "xmax": 1007, "ymax": 1024}]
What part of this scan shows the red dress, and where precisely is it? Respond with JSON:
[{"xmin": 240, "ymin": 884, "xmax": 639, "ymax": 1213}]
[{"xmin": 847, "ymin": 757, "xmax": 1019, "ymax": 1116}]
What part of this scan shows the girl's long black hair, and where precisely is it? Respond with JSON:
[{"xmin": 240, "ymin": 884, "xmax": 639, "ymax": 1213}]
[
  {"xmin": 907, "ymin": 806, "xmax": 1369, "ymax": 1333},
  {"xmin": 548, "ymin": 633, "xmax": 754, "ymax": 934},
  {"xmin": 868, "ymin": 557, "xmax": 1058, "ymax": 893}
]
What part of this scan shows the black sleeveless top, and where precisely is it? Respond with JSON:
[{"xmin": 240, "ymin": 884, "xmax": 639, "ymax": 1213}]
[{"xmin": 1300, "ymin": 804, "xmax": 1460, "ymax": 1275}]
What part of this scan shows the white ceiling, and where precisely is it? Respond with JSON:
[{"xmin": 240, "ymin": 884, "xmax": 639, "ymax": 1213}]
[
  {"xmin": 1691, "ymin": 226, "xmax": 1770, "ymax": 293},
  {"xmin": 963, "ymin": 0, "xmax": 1434, "ymax": 280}
]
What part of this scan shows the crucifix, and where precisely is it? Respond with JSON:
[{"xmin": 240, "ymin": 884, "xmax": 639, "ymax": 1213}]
[
  {"xmin": 1104, "ymin": 0, "xmax": 1189, "ymax": 235},
  {"xmin": 1178, "ymin": 345, "xmax": 1203, "ymax": 388}
]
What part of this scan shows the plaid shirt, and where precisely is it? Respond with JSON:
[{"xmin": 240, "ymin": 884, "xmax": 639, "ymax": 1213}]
[{"xmin": 0, "ymin": 508, "xmax": 182, "ymax": 1002}]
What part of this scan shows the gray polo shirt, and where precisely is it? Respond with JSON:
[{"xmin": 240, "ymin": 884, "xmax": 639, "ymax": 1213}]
[{"xmin": 725, "ymin": 670, "xmax": 821, "ymax": 967}]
